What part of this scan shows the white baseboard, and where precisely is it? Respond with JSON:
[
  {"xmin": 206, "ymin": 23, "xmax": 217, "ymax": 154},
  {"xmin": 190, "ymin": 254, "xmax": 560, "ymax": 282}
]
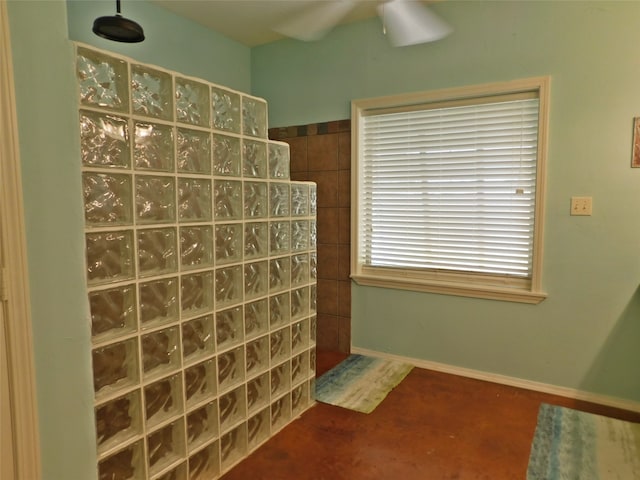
[{"xmin": 351, "ymin": 346, "xmax": 640, "ymax": 414}]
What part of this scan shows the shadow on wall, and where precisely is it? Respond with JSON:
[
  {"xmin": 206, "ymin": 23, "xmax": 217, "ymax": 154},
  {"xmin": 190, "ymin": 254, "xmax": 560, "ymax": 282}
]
[{"xmin": 579, "ymin": 284, "xmax": 640, "ymax": 402}]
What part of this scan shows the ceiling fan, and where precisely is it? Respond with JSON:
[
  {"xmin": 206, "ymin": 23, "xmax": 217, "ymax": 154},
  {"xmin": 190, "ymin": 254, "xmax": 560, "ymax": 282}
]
[{"xmin": 273, "ymin": 0, "xmax": 452, "ymax": 47}]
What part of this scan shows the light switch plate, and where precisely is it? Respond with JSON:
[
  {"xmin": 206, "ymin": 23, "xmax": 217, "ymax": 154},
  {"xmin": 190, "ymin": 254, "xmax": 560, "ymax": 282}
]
[{"xmin": 570, "ymin": 196, "xmax": 592, "ymax": 216}]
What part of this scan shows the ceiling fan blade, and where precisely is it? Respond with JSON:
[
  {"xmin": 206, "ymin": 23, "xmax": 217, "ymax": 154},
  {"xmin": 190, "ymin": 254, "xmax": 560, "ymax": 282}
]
[
  {"xmin": 273, "ymin": 0, "xmax": 356, "ymax": 42},
  {"xmin": 378, "ymin": 0, "xmax": 452, "ymax": 47}
]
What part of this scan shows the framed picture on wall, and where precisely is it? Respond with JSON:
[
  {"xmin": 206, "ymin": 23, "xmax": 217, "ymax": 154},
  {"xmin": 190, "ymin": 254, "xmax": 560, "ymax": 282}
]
[{"xmin": 632, "ymin": 117, "xmax": 640, "ymax": 167}]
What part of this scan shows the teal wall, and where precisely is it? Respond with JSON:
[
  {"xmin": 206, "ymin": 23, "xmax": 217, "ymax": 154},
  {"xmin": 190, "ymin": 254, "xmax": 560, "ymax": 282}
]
[
  {"xmin": 7, "ymin": 1, "xmax": 250, "ymax": 478},
  {"xmin": 8, "ymin": 2, "xmax": 96, "ymax": 478},
  {"xmin": 252, "ymin": 1, "xmax": 640, "ymax": 402},
  {"xmin": 66, "ymin": 0, "xmax": 251, "ymax": 92}
]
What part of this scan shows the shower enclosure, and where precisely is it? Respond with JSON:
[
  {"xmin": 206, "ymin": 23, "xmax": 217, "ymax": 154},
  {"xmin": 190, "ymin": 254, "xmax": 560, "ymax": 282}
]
[{"xmin": 77, "ymin": 44, "xmax": 317, "ymax": 479}]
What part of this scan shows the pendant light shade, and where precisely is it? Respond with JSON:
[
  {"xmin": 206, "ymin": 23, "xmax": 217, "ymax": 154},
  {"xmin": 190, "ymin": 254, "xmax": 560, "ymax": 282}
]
[{"xmin": 93, "ymin": 0, "xmax": 145, "ymax": 43}]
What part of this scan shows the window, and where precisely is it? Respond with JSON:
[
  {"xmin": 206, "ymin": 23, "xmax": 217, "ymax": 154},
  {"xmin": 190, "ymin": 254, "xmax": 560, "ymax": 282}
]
[{"xmin": 351, "ymin": 77, "xmax": 549, "ymax": 303}]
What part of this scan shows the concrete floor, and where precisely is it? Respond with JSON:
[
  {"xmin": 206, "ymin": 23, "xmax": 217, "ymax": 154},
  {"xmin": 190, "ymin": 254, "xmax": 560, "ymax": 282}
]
[{"xmin": 221, "ymin": 351, "xmax": 640, "ymax": 480}]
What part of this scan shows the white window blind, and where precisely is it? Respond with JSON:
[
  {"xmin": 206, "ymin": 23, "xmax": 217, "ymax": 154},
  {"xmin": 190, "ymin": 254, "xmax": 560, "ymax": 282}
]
[{"xmin": 359, "ymin": 95, "xmax": 540, "ymax": 279}]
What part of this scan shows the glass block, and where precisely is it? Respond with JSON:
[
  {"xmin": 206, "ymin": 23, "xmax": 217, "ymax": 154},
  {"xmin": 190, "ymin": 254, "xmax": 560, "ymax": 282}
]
[
  {"xmin": 242, "ymin": 139, "xmax": 267, "ymax": 179},
  {"xmin": 269, "ymin": 183, "xmax": 290, "ymax": 217},
  {"xmin": 175, "ymin": 77, "xmax": 210, "ymax": 127},
  {"xmin": 246, "ymin": 373, "xmax": 269, "ymax": 415},
  {"xmin": 291, "ymin": 286, "xmax": 310, "ymax": 321},
  {"xmin": 180, "ymin": 226, "xmax": 214, "ymax": 269},
  {"xmin": 245, "ymin": 336, "xmax": 269, "ymax": 377},
  {"xmin": 309, "ymin": 347, "xmax": 317, "ymax": 378},
  {"xmin": 93, "ymin": 338, "xmax": 138, "ymax": 398},
  {"xmin": 96, "ymin": 389, "xmax": 142, "ymax": 454},
  {"xmin": 291, "ymin": 350, "xmax": 310, "ymax": 385},
  {"xmin": 291, "ymin": 220, "xmax": 309, "ymax": 252},
  {"xmin": 220, "ymin": 424, "xmax": 247, "ymax": 471},
  {"xmin": 182, "ymin": 315, "xmax": 215, "ymax": 365},
  {"xmin": 90, "ymin": 284, "xmax": 137, "ymax": 341},
  {"xmin": 244, "ymin": 222, "xmax": 268, "ymax": 260},
  {"xmin": 310, "ymin": 284, "xmax": 317, "ymax": 314},
  {"xmin": 139, "ymin": 278, "xmax": 179, "ymax": 329},
  {"xmin": 144, "ymin": 373, "xmax": 183, "ymax": 429},
  {"xmin": 247, "ymin": 408, "xmax": 270, "ymax": 451},
  {"xmin": 156, "ymin": 463, "xmax": 187, "ymax": 480},
  {"xmin": 131, "ymin": 64, "xmax": 173, "ymax": 120},
  {"xmin": 216, "ymin": 306, "xmax": 243, "ymax": 350},
  {"xmin": 290, "ymin": 183, "xmax": 309, "ymax": 216},
  {"xmin": 83, "ymin": 172, "xmax": 133, "ymax": 226},
  {"xmin": 270, "ymin": 360, "xmax": 291, "ymax": 396},
  {"xmin": 218, "ymin": 346, "xmax": 245, "ymax": 392},
  {"xmin": 184, "ymin": 359, "xmax": 217, "ymax": 408},
  {"xmin": 310, "ymin": 315, "xmax": 317, "ymax": 344},
  {"xmin": 244, "ymin": 261, "xmax": 268, "ymax": 301},
  {"xmin": 242, "ymin": 96, "xmax": 267, "ymax": 139},
  {"xmin": 215, "ymin": 265, "xmax": 243, "ymax": 308},
  {"xmin": 137, "ymin": 227, "xmax": 177, "ymax": 277},
  {"xmin": 291, "ymin": 382, "xmax": 309, "ymax": 417},
  {"xmin": 270, "ymin": 329, "xmax": 290, "ymax": 365},
  {"xmin": 268, "ymin": 142, "xmax": 290, "ymax": 179},
  {"xmin": 219, "ymin": 384, "xmax": 246, "ymax": 432},
  {"xmin": 271, "ymin": 394, "xmax": 291, "ymax": 432},
  {"xmin": 181, "ymin": 271, "xmax": 214, "ymax": 317},
  {"xmin": 178, "ymin": 178, "xmax": 212, "ymax": 222},
  {"xmin": 215, "ymin": 224, "xmax": 242, "ymax": 265},
  {"xmin": 147, "ymin": 420, "xmax": 186, "ymax": 476},
  {"xmin": 291, "ymin": 253, "xmax": 309, "ymax": 287},
  {"xmin": 134, "ymin": 122, "xmax": 174, "ymax": 172},
  {"xmin": 211, "ymin": 85, "xmax": 241, "ymax": 134},
  {"xmin": 98, "ymin": 440, "xmax": 144, "ymax": 480},
  {"xmin": 142, "ymin": 327, "xmax": 181, "ymax": 379},
  {"xmin": 269, "ymin": 221, "xmax": 290, "ymax": 255},
  {"xmin": 214, "ymin": 180, "xmax": 242, "ymax": 220},
  {"xmin": 213, "ymin": 133, "xmax": 241, "ymax": 177},
  {"xmin": 244, "ymin": 299, "xmax": 268, "ymax": 340},
  {"xmin": 243, "ymin": 181, "xmax": 268, "ymax": 219},
  {"xmin": 135, "ymin": 175, "xmax": 176, "ymax": 224},
  {"xmin": 86, "ymin": 230, "xmax": 134, "ymax": 286},
  {"xmin": 291, "ymin": 319, "xmax": 309, "ymax": 355},
  {"xmin": 188, "ymin": 441, "xmax": 220, "ymax": 480},
  {"xmin": 269, "ymin": 292, "xmax": 290, "ymax": 330},
  {"xmin": 77, "ymin": 47, "xmax": 128, "ymax": 112},
  {"xmin": 310, "ymin": 251, "xmax": 317, "ymax": 281},
  {"xmin": 80, "ymin": 110, "xmax": 130, "ymax": 168},
  {"xmin": 269, "ymin": 257, "xmax": 290, "ymax": 293},
  {"xmin": 187, "ymin": 401, "xmax": 218, "ymax": 451},
  {"xmin": 177, "ymin": 128, "xmax": 211, "ymax": 175},
  {"xmin": 309, "ymin": 219, "xmax": 317, "ymax": 249},
  {"xmin": 309, "ymin": 184, "xmax": 317, "ymax": 215}
]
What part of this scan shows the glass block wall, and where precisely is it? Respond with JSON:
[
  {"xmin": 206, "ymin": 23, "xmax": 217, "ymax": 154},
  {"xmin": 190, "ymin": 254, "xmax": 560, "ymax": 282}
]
[{"xmin": 76, "ymin": 44, "xmax": 317, "ymax": 480}]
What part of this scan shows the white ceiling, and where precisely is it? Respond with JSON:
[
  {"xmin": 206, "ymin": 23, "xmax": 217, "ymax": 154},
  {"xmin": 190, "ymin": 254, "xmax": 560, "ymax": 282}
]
[{"xmin": 150, "ymin": 0, "xmax": 382, "ymax": 47}]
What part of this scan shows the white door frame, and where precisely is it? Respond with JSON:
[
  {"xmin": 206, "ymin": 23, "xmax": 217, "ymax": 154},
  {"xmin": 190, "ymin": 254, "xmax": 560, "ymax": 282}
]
[{"xmin": 0, "ymin": 2, "xmax": 42, "ymax": 479}]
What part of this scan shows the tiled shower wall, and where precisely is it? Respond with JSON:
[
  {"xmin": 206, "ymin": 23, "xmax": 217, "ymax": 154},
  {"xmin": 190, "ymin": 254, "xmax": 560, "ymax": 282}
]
[
  {"xmin": 77, "ymin": 45, "xmax": 317, "ymax": 480},
  {"xmin": 269, "ymin": 121, "xmax": 351, "ymax": 353}
]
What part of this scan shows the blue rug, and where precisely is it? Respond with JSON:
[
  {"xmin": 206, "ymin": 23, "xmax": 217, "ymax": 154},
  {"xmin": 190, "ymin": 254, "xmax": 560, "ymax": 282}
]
[
  {"xmin": 527, "ymin": 403, "xmax": 640, "ymax": 479},
  {"xmin": 315, "ymin": 354, "xmax": 414, "ymax": 414}
]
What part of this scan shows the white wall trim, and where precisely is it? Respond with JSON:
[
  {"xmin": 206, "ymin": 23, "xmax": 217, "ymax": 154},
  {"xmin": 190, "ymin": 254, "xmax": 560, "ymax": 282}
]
[
  {"xmin": 0, "ymin": 2, "xmax": 42, "ymax": 479},
  {"xmin": 351, "ymin": 346, "xmax": 640, "ymax": 414}
]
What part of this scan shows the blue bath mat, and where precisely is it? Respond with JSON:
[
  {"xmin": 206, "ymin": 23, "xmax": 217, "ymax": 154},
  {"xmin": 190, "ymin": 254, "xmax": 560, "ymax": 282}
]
[{"xmin": 314, "ymin": 354, "xmax": 414, "ymax": 414}]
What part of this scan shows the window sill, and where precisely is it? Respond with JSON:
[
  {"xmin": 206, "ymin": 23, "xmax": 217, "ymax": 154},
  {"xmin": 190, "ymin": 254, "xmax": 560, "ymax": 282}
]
[{"xmin": 351, "ymin": 273, "xmax": 547, "ymax": 304}]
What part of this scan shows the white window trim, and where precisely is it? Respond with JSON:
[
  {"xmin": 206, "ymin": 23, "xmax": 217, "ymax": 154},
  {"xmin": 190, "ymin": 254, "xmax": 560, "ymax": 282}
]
[{"xmin": 351, "ymin": 77, "xmax": 550, "ymax": 304}]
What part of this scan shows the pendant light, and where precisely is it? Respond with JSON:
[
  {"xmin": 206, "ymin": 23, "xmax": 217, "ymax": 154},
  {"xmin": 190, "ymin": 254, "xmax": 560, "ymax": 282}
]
[{"xmin": 93, "ymin": 0, "xmax": 145, "ymax": 43}]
